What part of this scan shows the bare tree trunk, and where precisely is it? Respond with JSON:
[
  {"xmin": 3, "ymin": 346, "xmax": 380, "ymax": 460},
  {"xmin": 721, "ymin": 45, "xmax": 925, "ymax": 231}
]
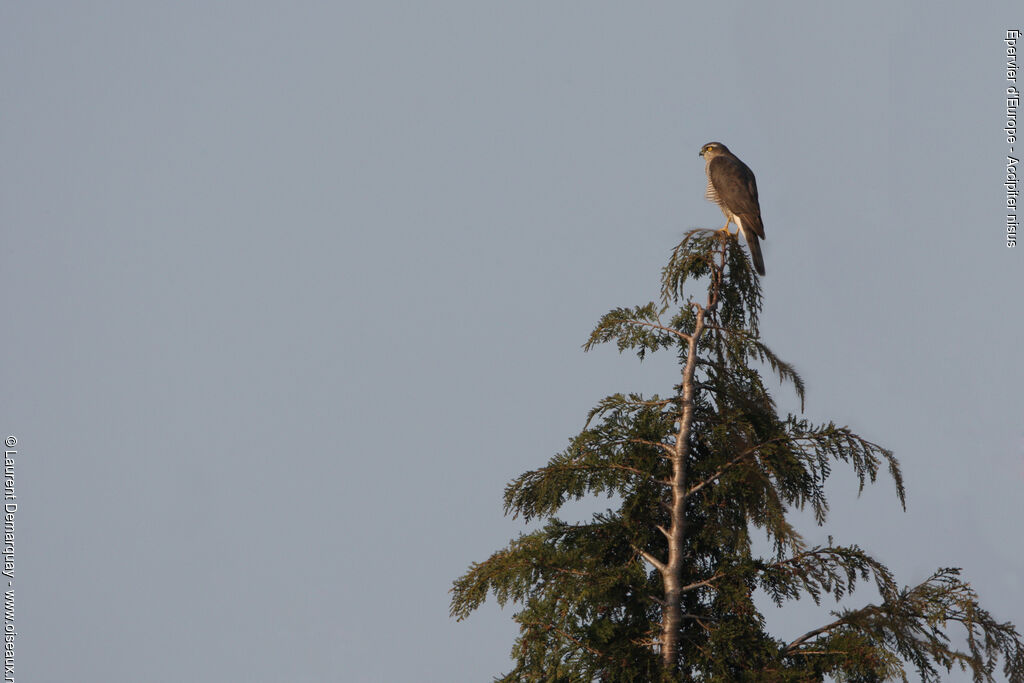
[{"xmin": 660, "ymin": 306, "xmax": 705, "ymax": 674}]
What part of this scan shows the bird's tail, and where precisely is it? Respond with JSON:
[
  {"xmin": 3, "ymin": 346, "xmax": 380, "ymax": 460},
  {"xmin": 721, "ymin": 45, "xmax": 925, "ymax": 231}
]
[{"xmin": 742, "ymin": 229, "xmax": 766, "ymax": 276}]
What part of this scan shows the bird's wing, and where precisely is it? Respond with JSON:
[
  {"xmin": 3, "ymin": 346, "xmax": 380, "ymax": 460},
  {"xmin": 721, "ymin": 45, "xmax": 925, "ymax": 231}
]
[{"xmin": 708, "ymin": 156, "xmax": 763, "ymax": 238}]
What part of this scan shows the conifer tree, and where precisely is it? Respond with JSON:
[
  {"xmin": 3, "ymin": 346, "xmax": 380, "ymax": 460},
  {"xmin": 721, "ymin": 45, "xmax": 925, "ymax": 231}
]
[{"xmin": 451, "ymin": 230, "xmax": 1024, "ymax": 682}]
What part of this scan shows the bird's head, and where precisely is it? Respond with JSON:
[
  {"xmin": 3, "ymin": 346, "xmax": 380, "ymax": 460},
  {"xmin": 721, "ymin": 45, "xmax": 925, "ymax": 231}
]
[{"xmin": 699, "ymin": 141, "xmax": 730, "ymax": 159}]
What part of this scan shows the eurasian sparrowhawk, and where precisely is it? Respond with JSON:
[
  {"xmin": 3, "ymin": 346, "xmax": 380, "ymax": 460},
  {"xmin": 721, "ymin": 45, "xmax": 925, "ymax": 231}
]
[{"xmin": 699, "ymin": 142, "xmax": 766, "ymax": 275}]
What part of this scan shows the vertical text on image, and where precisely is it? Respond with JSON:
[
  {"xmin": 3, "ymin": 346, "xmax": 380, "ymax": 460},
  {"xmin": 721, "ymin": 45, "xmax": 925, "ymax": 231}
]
[{"xmin": 1007, "ymin": 30, "xmax": 1019, "ymax": 247}]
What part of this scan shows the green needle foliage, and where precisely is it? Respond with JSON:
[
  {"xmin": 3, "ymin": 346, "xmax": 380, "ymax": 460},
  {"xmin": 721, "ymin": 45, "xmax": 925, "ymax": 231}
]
[{"xmin": 450, "ymin": 230, "xmax": 1024, "ymax": 682}]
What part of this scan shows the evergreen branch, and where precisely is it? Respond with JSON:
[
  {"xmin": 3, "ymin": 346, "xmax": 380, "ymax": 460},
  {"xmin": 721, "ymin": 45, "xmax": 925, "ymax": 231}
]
[
  {"xmin": 504, "ymin": 455, "xmax": 669, "ymax": 521},
  {"xmin": 660, "ymin": 230, "xmax": 720, "ymax": 306},
  {"xmin": 520, "ymin": 620, "xmax": 627, "ymax": 669},
  {"xmin": 619, "ymin": 437, "xmax": 676, "ymax": 457},
  {"xmin": 685, "ymin": 434, "xmax": 795, "ymax": 500},
  {"xmin": 634, "ymin": 547, "xmax": 667, "ymax": 574},
  {"xmin": 620, "ymin": 318, "xmax": 692, "ymax": 343},
  {"xmin": 689, "ymin": 419, "xmax": 906, "ymax": 523},
  {"xmin": 608, "ymin": 461, "xmax": 670, "ymax": 483},
  {"xmin": 760, "ymin": 544, "xmax": 897, "ymax": 608},
  {"xmin": 701, "ymin": 325, "xmax": 807, "ymax": 409},
  {"xmin": 583, "ymin": 303, "xmax": 684, "ymax": 358},
  {"xmin": 620, "ymin": 396, "xmax": 675, "ymax": 407},
  {"xmin": 584, "ymin": 392, "xmax": 668, "ymax": 426},
  {"xmin": 542, "ymin": 460, "xmax": 670, "ymax": 488},
  {"xmin": 685, "ymin": 614, "xmax": 715, "ymax": 632},
  {"xmin": 748, "ymin": 339, "xmax": 806, "ymax": 410},
  {"xmin": 783, "ymin": 568, "xmax": 1024, "ymax": 682},
  {"xmin": 783, "ymin": 419, "xmax": 906, "ymax": 511},
  {"xmin": 680, "ymin": 572, "xmax": 726, "ymax": 593},
  {"xmin": 785, "ymin": 608, "xmax": 879, "ymax": 653}
]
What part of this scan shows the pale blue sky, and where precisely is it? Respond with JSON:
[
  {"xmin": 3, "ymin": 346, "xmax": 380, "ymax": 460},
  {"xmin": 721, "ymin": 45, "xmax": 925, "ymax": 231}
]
[{"xmin": 2, "ymin": 3, "xmax": 1021, "ymax": 681}]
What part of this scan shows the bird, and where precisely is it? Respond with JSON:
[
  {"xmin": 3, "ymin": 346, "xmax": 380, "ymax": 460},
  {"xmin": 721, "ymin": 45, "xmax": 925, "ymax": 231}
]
[{"xmin": 699, "ymin": 142, "xmax": 766, "ymax": 275}]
